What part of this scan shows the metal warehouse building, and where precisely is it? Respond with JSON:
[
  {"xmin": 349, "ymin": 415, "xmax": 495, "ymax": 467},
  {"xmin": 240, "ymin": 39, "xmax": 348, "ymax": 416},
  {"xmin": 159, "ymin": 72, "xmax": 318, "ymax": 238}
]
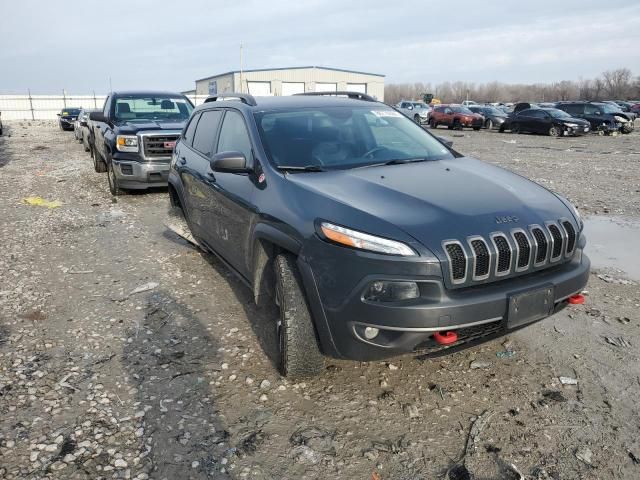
[{"xmin": 194, "ymin": 66, "xmax": 385, "ymax": 101}]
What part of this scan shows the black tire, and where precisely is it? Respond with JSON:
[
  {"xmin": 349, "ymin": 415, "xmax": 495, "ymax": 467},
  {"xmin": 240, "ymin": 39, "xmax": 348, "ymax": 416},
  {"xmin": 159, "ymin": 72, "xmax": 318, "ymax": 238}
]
[
  {"xmin": 93, "ymin": 146, "xmax": 107, "ymax": 173},
  {"xmin": 107, "ymin": 156, "xmax": 123, "ymax": 195},
  {"xmin": 453, "ymin": 119, "xmax": 462, "ymax": 130},
  {"xmin": 485, "ymin": 119, "xmax": 493, "ymax": 130},
  {"xmin": 274, "ymin": 253, "xmax": 324, "ymax": 378},
  {"xmin": 548, "ymin": 125, "xmax": 561, "ymax": 137},
  {"xmin": 473, "ymin": 127, "xmax": 480, "ymax": 131},
  {"xmin": 430, "ymin": 119, "xmax": 437, "ymax": 129},
  {"xmin": 511, "ymin": 123, "xmax": 521, "ymax": 134},
  {"xmin": 414, "ymin": 114, "xmax": 421, "ymax": 124}
]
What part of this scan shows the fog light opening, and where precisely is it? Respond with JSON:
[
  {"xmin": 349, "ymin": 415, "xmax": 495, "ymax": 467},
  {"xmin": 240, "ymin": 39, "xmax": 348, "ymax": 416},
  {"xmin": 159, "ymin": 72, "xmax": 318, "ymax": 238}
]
[
  {"xmin": 363, "ymin": 327, "xmax": 380, "ymax": 340},
  {"xmin": 364, "ymin": 280, "xmax": 420, "ymax": 302}
]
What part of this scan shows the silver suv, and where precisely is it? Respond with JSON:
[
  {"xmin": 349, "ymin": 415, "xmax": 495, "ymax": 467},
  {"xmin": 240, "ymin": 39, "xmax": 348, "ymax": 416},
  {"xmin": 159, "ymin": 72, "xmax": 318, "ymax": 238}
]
[{"xmin": 395, "ymin": 100, "xmax": 432, "ymax": 124}]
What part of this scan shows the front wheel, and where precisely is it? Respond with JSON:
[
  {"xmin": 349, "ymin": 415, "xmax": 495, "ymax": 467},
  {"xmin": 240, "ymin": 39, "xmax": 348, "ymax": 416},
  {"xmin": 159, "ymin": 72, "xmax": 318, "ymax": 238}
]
[
  {"xmin": 511, "ymin": 123, "xmax": 521, "ymax": 134},
  {"xmin": 549, "ymin": 125, "xmax": 562, "ymax": 137},
  {"xmin": 485, "ymin": 119, "xmax": 493, "ymax": 130},
  {"xmin": 107, "ymin": 158, "xmax": 123, "ymax": 195},
  {"xmin": 414, "ymin": 114, "xmax": 421, "ymax": 124},
  {"xmin": 274, "ymin": 253, "xmax": 324, "ymax": 378},
  {"xmin": 430, "ymin": 119, "xmax": 437, "ymax": 129}
]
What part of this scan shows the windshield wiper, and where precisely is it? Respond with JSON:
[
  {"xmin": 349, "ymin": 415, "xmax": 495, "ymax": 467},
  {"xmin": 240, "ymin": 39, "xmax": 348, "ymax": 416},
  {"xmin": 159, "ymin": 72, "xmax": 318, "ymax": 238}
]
[
  {"xmin": 383, "ymin": 158, "xmax": 428, "ymax": 165},
  {"xmin": 277, "ymin": 165, "xmax": 326, "ymax": 172}
]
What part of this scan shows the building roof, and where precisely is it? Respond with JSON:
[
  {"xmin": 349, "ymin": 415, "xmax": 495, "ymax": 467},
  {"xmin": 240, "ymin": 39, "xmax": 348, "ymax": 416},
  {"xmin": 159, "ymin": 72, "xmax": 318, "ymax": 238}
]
[{"xmin": 195, "ymin": 66, "xmax": 385, "ymax": 83}]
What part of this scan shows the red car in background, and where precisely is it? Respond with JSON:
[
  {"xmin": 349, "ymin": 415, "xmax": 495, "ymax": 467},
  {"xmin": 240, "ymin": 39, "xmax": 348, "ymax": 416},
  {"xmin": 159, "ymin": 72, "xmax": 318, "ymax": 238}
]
[{"xmin": 429, "ymin": 104, "xmax": 483, "ymax": 130}]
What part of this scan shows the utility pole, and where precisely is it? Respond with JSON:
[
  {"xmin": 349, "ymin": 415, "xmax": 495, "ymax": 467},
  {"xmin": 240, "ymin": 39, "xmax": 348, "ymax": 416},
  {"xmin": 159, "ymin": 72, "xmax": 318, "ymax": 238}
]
[
  {"xmin": 63, "ymin": 89, "xmax": 67, "ymax": 108},
  {"xmin": 239, "ymin": 43, "xmax": 243, "ymax": 94},
  {"xmin": 28, "ymin": 89, "xmax": 35, "ymax": 120}
]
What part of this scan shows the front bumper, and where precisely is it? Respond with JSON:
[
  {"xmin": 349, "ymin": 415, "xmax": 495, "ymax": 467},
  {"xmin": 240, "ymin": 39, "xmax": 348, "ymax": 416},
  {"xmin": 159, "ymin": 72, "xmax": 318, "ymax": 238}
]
[
  {"xmin": 299, "ymin": 238, "xmax": 590, "ymax": 361},
  {"xmin": 111, "ymin": 158, "xmax": 170, "ymax": 189},
  {"xmin": 564, "ymin": 124, "xmax": 590, "ymax": 136}
]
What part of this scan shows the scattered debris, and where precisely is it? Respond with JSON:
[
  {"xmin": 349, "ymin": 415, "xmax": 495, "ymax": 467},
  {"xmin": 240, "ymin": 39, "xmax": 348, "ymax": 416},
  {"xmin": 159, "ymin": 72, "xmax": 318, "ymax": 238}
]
[
  {"xmin": 22, "ymin": 196, "xmax": 62, "ymax": 208},
  {"xmin": 496, "ymin": 350, "xmax": 517, "ymax": 359},
  {"xmin": 605, "ymin": 336, "xmax": 632, "ymax": 348},
  {"xmin": 559, "ymin": 376, "xmax": 578, "ymax": 386},
  {"xmin": 575, "ymin": 446, "xmax": 593, "ymax": 465},
  {"xmin": 128, "ymin": 282, "xmax": 159, "ymax": 297},
  {"xmin": 470, "ymin": 360, "xmax": 492, "ymax": 369}
]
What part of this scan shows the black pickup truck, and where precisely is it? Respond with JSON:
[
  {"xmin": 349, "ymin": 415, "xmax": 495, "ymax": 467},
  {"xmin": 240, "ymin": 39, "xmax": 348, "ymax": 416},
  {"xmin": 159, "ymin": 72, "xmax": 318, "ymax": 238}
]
[{"xmin": 90, "ymin": 91, "xmax": 194, "ymax": 195}]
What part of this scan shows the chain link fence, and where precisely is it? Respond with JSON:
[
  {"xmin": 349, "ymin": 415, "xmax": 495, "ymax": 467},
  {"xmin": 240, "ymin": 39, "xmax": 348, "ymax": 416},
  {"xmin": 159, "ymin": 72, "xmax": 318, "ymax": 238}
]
[{"xmin": 0, "ymin": 93, "xmax": 209, "ymax": 120}]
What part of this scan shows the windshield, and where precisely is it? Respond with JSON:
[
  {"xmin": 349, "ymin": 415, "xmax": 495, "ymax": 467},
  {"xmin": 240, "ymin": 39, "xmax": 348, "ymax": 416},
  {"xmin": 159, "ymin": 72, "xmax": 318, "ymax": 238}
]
[
  {"xmin": 482, "ymin": 107, "xmax": 504, "ymax": 116},
  {"xmin": 451, "ymin": 106, "xmax": 473, "ymax": 114},
  {"xmin": 545, "ymin": 109, "xmax": 572, "ymax": 119},
  {"xmin": 254, "ymin": 106, "xmax": 454, "ymax": 170},
  {"xmin": 62, "ymin": 108, "xmax": 81, "ymax": 116},
  {"xmin": 598, "ymin": 103, "xmax": 622, "ymax": 114},
  {"xmin": 113, "ymin": 96, "xmax": 194, "ymax": 121},
  {"xmin": 412, "ymin": 102, "xmax": 429, "ymax": 109}
]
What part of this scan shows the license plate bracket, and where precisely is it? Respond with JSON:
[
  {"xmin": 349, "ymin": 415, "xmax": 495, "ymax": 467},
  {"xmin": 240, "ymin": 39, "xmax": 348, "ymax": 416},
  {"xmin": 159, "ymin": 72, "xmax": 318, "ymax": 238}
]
[{"xmin": 507, "ymin": 286, "xmax": 554, "ymax": 329}]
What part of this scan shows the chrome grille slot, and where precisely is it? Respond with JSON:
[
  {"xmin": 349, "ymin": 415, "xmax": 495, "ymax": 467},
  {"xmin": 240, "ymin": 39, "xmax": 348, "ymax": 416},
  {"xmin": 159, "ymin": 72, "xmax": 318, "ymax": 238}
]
[
  {"xmin": 444, "ymin": 242, "xmax": 467, "ymax": 283},
  {"xmin": 492, "ymin": 235, "xmax": 511, "ymax": 275},
  {"xmin": 142, "ymin": 134, "xmax": 179, "ymax": 158},
  {"xmin": 532, "ymin": 227, "xmax": 548, "ymax": 264},
  {"xmin": 469, "ymin": 238, "xmax": 490, "ymax": 279},
  {"xmin": 562, "ymin": 221, "xmax": 576, "ymax": 255},
  {"xmin": 548, "ymin": 224, "xmax": 563, "ymax": 260},
  {"xmin": 512, "ymin": 231, "xmax": 531, "ymax": 270}
]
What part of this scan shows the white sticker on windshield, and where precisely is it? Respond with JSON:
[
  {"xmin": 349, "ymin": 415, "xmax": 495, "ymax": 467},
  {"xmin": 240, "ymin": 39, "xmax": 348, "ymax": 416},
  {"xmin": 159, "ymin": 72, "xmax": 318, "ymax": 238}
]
[{"xmin": 371, "ymin": 110, "xmax": 402, "ymax": 118}]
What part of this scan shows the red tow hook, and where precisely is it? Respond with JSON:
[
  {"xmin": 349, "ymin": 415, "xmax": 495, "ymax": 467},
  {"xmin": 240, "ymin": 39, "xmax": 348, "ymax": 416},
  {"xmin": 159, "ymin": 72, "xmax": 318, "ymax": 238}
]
[
  {"xmin": 568, "ymin": 294, "xmax": 585, "ymax": 305},
  {"xmin": 434, "ymin": 331, "xmax": 458, "ymax": 345}
]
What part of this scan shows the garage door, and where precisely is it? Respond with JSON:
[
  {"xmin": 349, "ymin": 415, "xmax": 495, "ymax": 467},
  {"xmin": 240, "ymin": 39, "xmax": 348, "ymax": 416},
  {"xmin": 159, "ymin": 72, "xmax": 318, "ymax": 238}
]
[
  {"xmin": 281, "ymin": 82, "xmax": 305, "ymax": 96},
  {"xmin": 247, "ymin": 81, "xmax": 271, "ymax": 96},
  {"xmin": 315, "ymin": 82, "xmax": 337, "ymax": 92},
  {"xmin": 347, "ymin": 83, "xmax": 367, "ymax": 94}
]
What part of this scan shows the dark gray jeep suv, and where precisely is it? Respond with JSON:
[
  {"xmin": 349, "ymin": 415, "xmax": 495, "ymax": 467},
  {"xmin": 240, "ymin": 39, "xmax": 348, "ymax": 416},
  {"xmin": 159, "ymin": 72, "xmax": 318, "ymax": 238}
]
[{"xmin": 168, "ymin": 92, "xmax": 589, "ymax": 378}]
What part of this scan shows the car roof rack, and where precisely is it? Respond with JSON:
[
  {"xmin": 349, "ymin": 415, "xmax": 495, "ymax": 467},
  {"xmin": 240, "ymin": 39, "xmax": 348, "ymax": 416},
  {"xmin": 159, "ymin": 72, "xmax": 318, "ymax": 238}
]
[
  {"xmin": 295, "ymin": 91, "xmax": 377, "ymax": 102},
  {"xmin": 204, "ymin": 93, "xmax": 257, "ymax": 107}
]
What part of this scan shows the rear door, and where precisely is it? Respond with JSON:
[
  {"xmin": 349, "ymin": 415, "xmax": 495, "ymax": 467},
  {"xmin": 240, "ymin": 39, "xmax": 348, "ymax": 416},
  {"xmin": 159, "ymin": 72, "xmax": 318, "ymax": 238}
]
[
  {"xmin": 180, "ymin": 109, "xmax": 224, "ymax": 239},
  {"xmin": 527, "ymin": 110, "xmax": 548, "ymax": 133},
  {"xmin": 199, "ymin": 109, "xmax": 257, "ymax": 277}
]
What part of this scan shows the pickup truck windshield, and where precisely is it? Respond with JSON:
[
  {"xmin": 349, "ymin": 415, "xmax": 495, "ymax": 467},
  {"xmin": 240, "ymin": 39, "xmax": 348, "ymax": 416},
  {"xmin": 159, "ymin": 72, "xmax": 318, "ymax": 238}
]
[
  {"xmin": 255, "ymin": 106, "xmax": 454, "ymax": 170},
  {"xmin": 113, "ymin": 96, "xmax": 194, "ymax": 121}
]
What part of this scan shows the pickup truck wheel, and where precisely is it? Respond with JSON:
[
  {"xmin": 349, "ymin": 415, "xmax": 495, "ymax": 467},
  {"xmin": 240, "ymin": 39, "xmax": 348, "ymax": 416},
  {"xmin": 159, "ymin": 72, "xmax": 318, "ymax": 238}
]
[
  {"xmin": 107, "ymin": 159, "xmax": 123, "ymax": 195},
  {"xmin": 274, "ymin": 253, "xmax": 324, "ymax": 378},
  {"xmin": 93, "ymin": 147, "xmax": 107, "ymax": 173}
]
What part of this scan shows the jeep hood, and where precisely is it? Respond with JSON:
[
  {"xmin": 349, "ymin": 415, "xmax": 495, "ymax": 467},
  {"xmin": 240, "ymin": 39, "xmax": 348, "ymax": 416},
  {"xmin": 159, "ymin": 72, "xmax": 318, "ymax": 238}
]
[{"xmin": 287, "ymin": 157, "xmax": 572, "ymax": 248}]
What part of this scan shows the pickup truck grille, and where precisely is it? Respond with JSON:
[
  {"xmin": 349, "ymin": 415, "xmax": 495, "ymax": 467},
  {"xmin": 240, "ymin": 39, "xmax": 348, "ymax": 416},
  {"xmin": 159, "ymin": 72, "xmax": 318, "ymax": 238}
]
[
  {"xmin": 442, "ymin": 219, "xmax": 578, "ymax": 287},
  {"xmin": 142, "ymin": 134, "xmax": 179, "ymax": 159}
]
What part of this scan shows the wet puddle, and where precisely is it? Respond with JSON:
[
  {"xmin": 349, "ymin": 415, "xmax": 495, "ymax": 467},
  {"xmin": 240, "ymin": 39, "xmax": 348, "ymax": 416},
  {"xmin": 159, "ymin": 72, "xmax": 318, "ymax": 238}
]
[{"xmin": 584, "ymin": 215, "xmax": 640, "ymax": 281}]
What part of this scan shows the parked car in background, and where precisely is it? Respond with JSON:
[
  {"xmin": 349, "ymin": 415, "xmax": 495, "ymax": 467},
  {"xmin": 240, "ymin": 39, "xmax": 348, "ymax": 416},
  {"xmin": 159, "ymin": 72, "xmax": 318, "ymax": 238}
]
[
  {"xmin": 0, "ymin": 111, "xmax": 3, "ymax": 136},
  {"xmin": 89, "ymin": 91, "xmax": 194, "ymax": 194},
  {"xmin": 467, "ymin": 105, "xmax": 508, "ymax": 130},
  {"xmin": 74, "ymin": 109, "xmax": 90, "ymax": 142},
  {"xmin": 555, "ymin": 101, "xmax": 633, "ymax": 134},
  {"xmin": 461, "ymin": 100, "xmax": 477, "ymax": 106},
  {"xmin": 395, "ymin": 100, "xmax": 432, "ymax": 124},
  {"xmin": 57, "ymin": 107, "xmax": 81, "ymax": 131},
  {"xmin": 506, "ymin": 108, "xmax": 590, "ymax": 136},
  {"xmin": 77, "ymin": 109, "xmax": 97, "ymax": 152},
  {"xmin": 429, "ymin": 104, "xmax": 483, "ymax": 130},
  {"xmin": 168, "ymin": 91, "xmax": 589, "ymax": 378}
]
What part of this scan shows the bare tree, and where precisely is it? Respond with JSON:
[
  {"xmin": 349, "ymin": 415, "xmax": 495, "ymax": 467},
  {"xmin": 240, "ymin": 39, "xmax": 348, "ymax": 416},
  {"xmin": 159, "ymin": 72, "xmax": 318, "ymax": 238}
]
[{"xmin": 602, "ymin": 68, "xmax": 633, "ymax": 98}]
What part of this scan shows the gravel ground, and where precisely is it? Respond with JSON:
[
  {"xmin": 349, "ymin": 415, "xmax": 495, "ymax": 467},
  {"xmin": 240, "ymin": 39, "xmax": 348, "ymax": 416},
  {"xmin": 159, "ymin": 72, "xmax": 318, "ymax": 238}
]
[{"xmin": 0, "ymin": 121, "xmax": 639, "ymax": 480}]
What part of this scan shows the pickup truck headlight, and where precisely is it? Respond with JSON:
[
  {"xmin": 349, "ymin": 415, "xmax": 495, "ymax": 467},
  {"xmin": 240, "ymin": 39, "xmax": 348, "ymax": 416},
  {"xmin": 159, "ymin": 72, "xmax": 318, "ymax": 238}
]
[
  {"xmin": 320, "ymin": 222, "xmax": 416, "ymax": 256},
  {"xmin": 116, "ymin": 135, "xmax": 139, "ymax": 153}
]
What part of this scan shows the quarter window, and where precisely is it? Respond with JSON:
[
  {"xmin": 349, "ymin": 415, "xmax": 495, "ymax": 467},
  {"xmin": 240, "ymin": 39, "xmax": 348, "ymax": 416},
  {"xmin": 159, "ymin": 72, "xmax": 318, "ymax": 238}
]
[
  {"xmin": 183, "ymin": 113, "xmax": 200, "ymax": 147},
  {"xmin": 192, "ymin": 110, "xmax": 223, "ymax": 156},
  {"xmin": 217, "ymin": 111, "xmax": 253, "ymax": 160}
]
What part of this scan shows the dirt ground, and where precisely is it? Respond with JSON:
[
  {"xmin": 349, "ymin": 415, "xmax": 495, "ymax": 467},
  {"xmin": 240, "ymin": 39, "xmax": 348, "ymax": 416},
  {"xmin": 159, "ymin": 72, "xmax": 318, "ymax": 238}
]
[{"xmin": 1, "ymin": 121, "xmax": 639, "ymax": 480}]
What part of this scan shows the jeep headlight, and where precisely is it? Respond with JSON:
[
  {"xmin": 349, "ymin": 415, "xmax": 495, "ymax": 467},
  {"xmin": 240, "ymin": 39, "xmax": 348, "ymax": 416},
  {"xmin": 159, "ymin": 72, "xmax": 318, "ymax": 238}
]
[
  {"xmin": 116, "ymin": 135, "xmax": 139, "ymax": 152},
  {"xmin": 319, "ymin": 222, "xmax": 416, "ymax": 256}
]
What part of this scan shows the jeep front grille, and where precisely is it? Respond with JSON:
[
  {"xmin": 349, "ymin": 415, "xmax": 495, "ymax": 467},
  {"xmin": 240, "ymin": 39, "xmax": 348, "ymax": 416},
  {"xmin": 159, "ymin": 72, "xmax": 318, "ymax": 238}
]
[
  {"xmin": 445, "ymin": 243, "xmax": 466, "ymax": 282},
  {"xmin": 142, "ymin": 134, "xmax": 179, "ymax": 159},
  {"xmin": 442, "ymin": 219, "xmax": 578, "ymax": 288}
]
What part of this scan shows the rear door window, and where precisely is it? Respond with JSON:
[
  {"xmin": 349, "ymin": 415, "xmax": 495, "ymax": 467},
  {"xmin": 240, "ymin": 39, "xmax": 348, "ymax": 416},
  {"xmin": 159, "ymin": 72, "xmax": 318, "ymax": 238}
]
[
  {"xmin": 192, "ymin": 110, "xmax": 223, "ymax": 157},
  {"xmin": 216, "ymin": 110, "xmax": 253, "ymax": 160}
]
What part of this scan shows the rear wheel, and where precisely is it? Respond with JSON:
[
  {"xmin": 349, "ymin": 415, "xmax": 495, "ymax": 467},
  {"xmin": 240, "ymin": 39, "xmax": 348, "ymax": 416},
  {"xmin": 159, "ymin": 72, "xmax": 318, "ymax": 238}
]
[
  {"xmin": 414, "ymin": 114, "xmax": 421, "ymax": 124},
  {"xmin": 511, "ymin": 123, "xmax": 521, "ymax": 134},
  {"xmin": 274, "ymin": 253, "xmax": 324, "ymax": 378},
  {"xmin": 430, "ymin": 119, "xmax": 437, "ymax": 129},
  {"xmin": 93, "ymin": 146, "xmax": 107, "ymax": 173},
  {"xmin": 485, "ymin": 119, "xmax": 493, "ymax": 130},
  {"xmin": 548, "ymin": 125, "xmax": 562, "ymax": 137},
  {"xmin": 453, "ymin": 119, "xmax": 462, "ymax": 130}
]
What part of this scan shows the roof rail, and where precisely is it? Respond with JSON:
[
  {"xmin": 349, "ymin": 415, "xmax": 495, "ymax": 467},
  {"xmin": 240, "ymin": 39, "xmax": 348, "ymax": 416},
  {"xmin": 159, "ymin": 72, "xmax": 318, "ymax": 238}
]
[
  {"xmin": 295, "ymin": 91, "xmax": 377, "ymax": 102},
  {"xmin": 204, "ymin": 93, "xmax": 257, "ymax": 106}
]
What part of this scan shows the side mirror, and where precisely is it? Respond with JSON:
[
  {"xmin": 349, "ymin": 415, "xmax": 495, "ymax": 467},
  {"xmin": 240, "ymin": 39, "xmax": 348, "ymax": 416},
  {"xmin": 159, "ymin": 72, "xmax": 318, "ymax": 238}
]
[
  {"xmin": 436, "ymin": 136, "xmax": 453, "ymax": 148},
  {"xmin": 210, "ymin": 151, "xmax": 250, "ymax": 173},
  {"xmin": 89, "ymin": 111, "xmax": 107, "ymax": 122},
  {"xmin": 56, "ymin": 113, "xmax": 61, "ymax": 116}
]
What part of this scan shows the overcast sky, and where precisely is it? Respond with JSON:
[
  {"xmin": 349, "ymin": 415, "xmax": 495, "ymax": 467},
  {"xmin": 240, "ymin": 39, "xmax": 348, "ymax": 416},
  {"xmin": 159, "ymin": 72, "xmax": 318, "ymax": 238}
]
[{"xmin": 1, "ymin": 0, "xmax": 638, "ymax": 94}]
